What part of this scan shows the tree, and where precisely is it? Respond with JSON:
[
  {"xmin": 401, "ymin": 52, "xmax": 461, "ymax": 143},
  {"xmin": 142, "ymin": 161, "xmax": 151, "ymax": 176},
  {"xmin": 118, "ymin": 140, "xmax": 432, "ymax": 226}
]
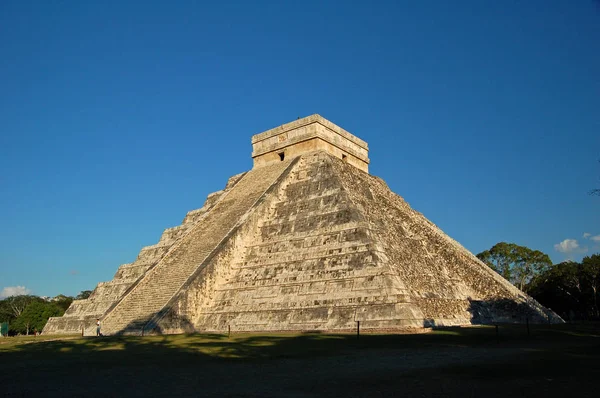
[
  {"xmin": 0, "ymin": 299, "xmax": 14, "ymax": 323},
  {"xmin": 513, "ymin": 249, "xmax": 553, "ymax": 292},
  {"xmin": 10, "ymin": 301, "xmax": 64, "ymax": 335},
  {"xmin": 581, "ymin": 254, "xmax": 600, "ymax": 317},
  {"xmin": 476, "ymin": 242, "xmax": 552, "ymax": 291},
  {"xmin": 0, "ymin": 296, "xmax": 37, "ymax": 324},
  {"xmin": 75, "ymin": 290, "xmax": 93, "ymax": 300},
  {"xmin": 529, "ymin": 256, "xmax": 600, "ymax": 320},
  {"xmin": 3, "ymin": 295, "xmax": 43, "ymax": 318},
  {"xmin": 52, "ymin": 294, "xmax": 73, "ymax": 312},
  {"xmin": 477, "ymin": 242, "xmax": 516, "ymax": 280},
  {"xmin": 528, "ymin": 261, "xmax": 584, "ymax": 318}
]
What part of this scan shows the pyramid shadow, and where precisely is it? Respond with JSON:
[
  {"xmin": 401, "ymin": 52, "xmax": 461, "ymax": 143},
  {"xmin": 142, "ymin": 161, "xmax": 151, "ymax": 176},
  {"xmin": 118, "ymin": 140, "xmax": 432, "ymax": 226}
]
[
  {"xmin": 115, "ymin": 311, "xmax": 196, "ymax": 336},
  {"xmin": 467, "ymin": 297, "xmax": 561, "ymax": 325}
]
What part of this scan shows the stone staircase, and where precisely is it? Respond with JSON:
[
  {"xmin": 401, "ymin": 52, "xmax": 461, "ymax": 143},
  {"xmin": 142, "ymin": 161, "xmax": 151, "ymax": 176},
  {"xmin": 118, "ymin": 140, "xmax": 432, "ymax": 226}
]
[
  {"xmin": 100, "ymin": 160, "xmax": 293, "ymax": 335},
  {"xmin": 43, "ymin": 172, "xmax": 247, "ymax": 335}
]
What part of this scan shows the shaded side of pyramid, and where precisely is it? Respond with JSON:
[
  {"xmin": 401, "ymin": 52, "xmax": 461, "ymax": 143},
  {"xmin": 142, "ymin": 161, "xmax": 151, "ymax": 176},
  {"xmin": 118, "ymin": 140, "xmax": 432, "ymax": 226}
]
[{"xmin": 329, "ymin": 156, "xmax": 557, "ymax": 326}]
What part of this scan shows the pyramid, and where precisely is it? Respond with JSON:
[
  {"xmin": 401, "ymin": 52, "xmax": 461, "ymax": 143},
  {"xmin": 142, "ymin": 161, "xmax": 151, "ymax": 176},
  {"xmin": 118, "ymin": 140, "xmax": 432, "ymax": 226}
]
[{"xmin": 44, "ymin": 115, "xmax": 561, "ymax": 335}]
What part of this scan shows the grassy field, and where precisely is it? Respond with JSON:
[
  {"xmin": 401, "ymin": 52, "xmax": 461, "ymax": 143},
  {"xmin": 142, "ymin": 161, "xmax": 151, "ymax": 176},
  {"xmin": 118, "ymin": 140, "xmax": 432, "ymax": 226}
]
[{"xmin": 1, "ymin": 324, "xmax": 599, "ymax": 397}]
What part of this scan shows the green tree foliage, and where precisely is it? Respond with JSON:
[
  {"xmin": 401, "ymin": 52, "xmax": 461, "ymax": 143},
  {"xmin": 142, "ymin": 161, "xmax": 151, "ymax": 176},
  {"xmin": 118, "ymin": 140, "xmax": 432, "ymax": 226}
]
[
  {"xmin": 52, "ymin": 294, "xmax": 73, "ymax": 311},
  {"xmin": 529, "ymin": 255, "xmax": 600, "ymax": 320},
  {"xmin": 476, "ymin": 242, "xmax": 552, "ymax": 292},
  {"xmin": 10, "ymin": 301, "xmax": 64, "ymax": 335},
  {"xmin": 0, "ymin": 294, "xmax": 74, "ymax": 334},
  {"xmin": 528, "ymin": 261, "xmax": 584, "ymax": 318},
  {"xmin": 75, "ymin": 290, "xmax": 93, "ymax": 300},
  {"xmin": 581, "ymin": 254, "xmax": 600, "ymax": 317},
  {"xmin": 477, "ymin": 242, "xmax": 515, "ymax": 280},
  {"xmin": 0, "ymin": 300, "xmax": 14, "ymax": 323},
  {"xmin": 0, "ymin": 295, "xmax": 43, "ymax": 321}
]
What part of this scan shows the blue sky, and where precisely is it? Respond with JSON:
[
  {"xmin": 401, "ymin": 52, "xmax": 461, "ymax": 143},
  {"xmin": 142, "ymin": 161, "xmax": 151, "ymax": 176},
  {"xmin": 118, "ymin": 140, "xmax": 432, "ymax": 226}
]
[{"xmin": 1, "ymin": 0, "xmax": 598, "ymax": 298}]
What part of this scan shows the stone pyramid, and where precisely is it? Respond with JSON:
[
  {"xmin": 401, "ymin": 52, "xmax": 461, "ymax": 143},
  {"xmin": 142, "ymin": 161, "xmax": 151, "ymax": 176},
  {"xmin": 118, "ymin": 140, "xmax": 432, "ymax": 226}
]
[{"xmin": 44, "ymin": 115, "xmax": 560, "ymax": 336}]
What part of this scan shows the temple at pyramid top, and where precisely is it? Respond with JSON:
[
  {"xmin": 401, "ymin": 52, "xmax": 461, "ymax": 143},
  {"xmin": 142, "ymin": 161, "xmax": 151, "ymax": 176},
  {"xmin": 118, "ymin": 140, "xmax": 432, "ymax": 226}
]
[{"xmin": 251, "ymin": 114, "xmax": 370, "ymax": 173}]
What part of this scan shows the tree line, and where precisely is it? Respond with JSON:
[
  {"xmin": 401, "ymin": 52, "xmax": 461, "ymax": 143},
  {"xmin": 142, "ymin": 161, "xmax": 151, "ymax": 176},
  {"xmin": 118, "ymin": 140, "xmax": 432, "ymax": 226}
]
[
  {"xmin": 0, "ymin": 290, "xmax": 91, "ymax": 335},
  {"xmin": 477, "ymin": 242, "xmax": 600, "ymax": 320}
]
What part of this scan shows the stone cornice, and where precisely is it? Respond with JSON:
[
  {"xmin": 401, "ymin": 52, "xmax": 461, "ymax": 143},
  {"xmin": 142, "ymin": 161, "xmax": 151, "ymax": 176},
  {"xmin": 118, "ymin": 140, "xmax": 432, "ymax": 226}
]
[
  {"xmin": 251, "ymin": 114, "xmax": 369, "ymax": 150},
  {"xmin": 251, "ymin": 132, "xmax": 370, "ymax": 164}
]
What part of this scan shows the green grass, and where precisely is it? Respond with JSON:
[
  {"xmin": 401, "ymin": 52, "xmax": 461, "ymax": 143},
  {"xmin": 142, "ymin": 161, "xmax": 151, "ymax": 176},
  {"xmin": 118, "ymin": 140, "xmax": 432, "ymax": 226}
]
[{"xmin": 1, "ymin": 324, "xmax": 599, "ymax": 397}]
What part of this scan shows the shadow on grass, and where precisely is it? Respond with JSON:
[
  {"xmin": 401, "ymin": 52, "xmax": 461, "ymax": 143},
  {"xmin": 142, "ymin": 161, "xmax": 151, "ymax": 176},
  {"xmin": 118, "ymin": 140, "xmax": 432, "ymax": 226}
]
[
  {"xmin": 3, "ymin": 323, "xmax": 599, "ymax": 360},
  {"xmin": 467, "ymin": 297, "xmax": 563, "ymax": 324},
  {"xmin": 1, "ymin": 324, "xmax": 598, "ymax": 397},
  {"xmin": 0, "ymin": 324, "xmax": 600, "ymax": 396}
]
